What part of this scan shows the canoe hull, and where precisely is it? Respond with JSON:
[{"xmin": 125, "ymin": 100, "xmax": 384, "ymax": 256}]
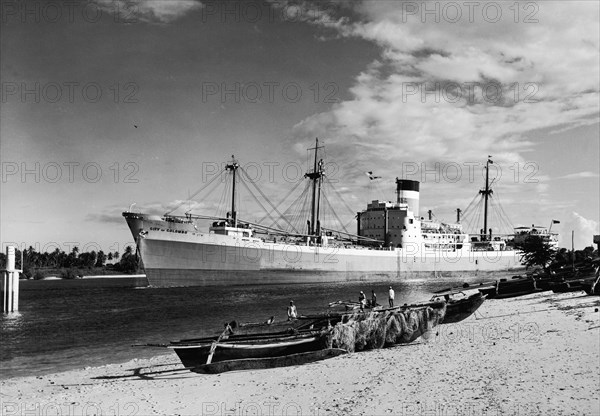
[
  {"xmin": 441, "ymin": 293, "xmax": 486, "ymax": 324},
  {"xmin": 192, "ymin": 348, "xmax": 348, "ymax": 374},
  {"xmin": 171, "ymin": 333, "xmax": 329, "ymax": 368}
]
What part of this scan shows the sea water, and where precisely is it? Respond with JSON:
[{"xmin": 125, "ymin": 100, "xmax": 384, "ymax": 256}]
[{"xmin": 0, "ymin": 273, "xmax": 510, "ymax": 379}]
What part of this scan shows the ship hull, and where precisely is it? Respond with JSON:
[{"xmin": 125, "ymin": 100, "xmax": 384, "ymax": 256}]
[
  {"xmin": 124, "ymin": 213, "xmax": 522, "ymax": 288},
  {"xmin": 137, "ymin": 235, "xmax": 522, "ymax": 288}
]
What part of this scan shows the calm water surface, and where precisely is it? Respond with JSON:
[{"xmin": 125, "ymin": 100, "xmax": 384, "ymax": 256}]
[{"xmin": 0, "ymin": 273, "xmax": 508, "ymax": 379}]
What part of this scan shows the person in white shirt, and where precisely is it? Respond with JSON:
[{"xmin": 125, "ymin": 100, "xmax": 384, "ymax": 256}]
[
  {"xmin": 287, "ymin": 300, "xmax": 297, "ymax": 320},
  {"xmin": 388, "ymin": 286, "xmax": 395, "ymax": 307}
]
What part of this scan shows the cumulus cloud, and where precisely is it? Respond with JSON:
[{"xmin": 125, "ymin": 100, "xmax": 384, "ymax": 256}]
[
  {"xmin": 557, "ymin": 212, "xmax": 600, "ymax": 250},
  {"xmin": 287, "ymin": 1, "xmax": 599, "ymax": 194},
  {"xmin": 95, "ymin": 0, "xmax": 203, "ymax": 23}
]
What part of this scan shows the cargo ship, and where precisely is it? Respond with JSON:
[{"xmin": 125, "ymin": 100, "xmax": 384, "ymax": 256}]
[{"xmin": 123, "ymin": 140, "xmax": 552, "ymax": 287}]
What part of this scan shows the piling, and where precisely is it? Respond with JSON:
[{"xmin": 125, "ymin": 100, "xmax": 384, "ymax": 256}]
[{"xmin": 2, "ymin": 246, "xmax": 20, "ymax": 313}]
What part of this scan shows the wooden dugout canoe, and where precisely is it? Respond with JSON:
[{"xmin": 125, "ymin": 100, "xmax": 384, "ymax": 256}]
[{"xmin": 192, "ymin": 348, "xmax": 348, "ymax": 374}]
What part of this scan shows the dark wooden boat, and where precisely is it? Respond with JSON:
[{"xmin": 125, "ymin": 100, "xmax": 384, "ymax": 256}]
[
  {"xmin": 232, "ymin": 301, "xmax": 436, "ymax": 340},
  {"xmin": 536, "ymin": 263, "xmax": 599, "ymax": 292},
  {"xmin": 475, "ymin": 282, "xmax": 498, "ymax": 298},
  {"xmin": 169, "ymin": 329, "xmax": 330, "ymax": 369},
  {"xmin": 328, "ymin": 295, "xmax": 479, "ymax": 326},
  {"xmin": 328, "ymin": 300, "xmax": 380, "ymax": 311},
  {"xmin": 581, "ymin": 274, "xmax": 600, "ymax": 296},
  {"xmin": 228, "ymin": 295, "xmax": 451, "ymax": 343},
  {"xmin": 230, "ymin": 314, "xmax": 336, "ymax": 336},
  {"xmin": 192, "ymin": 348, "xmax": 347, "ymax": 374},
  {"xmin": 439, "ymin": 274, "xmax": 547, "ymax": 300},
  {"xmin": 430, "ymin": 290, "xmax": 487, "ymax": 324},
  {"xmin": 550, "ymin": 278, "xmax": 595, "ymax": 293},
  {"xmin": 494, "ymin": 275, "xmax": 541, "ymax": 298},
  {"xmin": 137, "ymin": 301, "xmax": 448, "ymax": 372},
  {"xmin": 435, "ymin": 281, "xmax": 497, "ymax": 299}
]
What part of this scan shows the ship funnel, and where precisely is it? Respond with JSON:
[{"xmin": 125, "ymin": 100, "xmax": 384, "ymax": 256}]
[{"xmin": 396, "ymin": 179, "xmax": 420, "ymax": 216}]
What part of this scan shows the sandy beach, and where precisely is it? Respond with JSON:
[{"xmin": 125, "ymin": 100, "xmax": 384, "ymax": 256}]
[{"xmin": 2, "ymin": 291, "xmax": 598, "ymax": 416}]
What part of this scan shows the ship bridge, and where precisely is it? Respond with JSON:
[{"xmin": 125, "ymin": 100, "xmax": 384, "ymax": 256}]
[
  {"xmin": 357, "ymin": 179, "xmax": 421, "ymax": 248},
  {"xmin": 209, "ymin": 221, "xmax": 257, "ymax": 240}
]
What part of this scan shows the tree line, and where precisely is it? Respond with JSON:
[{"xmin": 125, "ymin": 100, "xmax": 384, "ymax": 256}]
[
  {"xmin": 0, "ymin": 245, "xmax": 140, "ymax": 279},
  {"xmin": 517, "ymin": 235, "xmax": 598, "ymax": 272}
]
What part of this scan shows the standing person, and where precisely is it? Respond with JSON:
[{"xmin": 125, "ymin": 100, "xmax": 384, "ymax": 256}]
[
  {"xmin": 371, "ymin": 290, "xmax": 377, "ymax": 307},
  {"xmin": 287, "ymin": 300, "xmax": 297, "ymax": 320},
  {"xmin": 388, "ymin": 286, "xmax": 395, "ymax": 307}
]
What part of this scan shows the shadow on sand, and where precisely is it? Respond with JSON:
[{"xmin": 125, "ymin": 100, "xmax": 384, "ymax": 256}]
[{"xmin": 91, "ymin": 362, "xmax": 194, "ymax": 381}]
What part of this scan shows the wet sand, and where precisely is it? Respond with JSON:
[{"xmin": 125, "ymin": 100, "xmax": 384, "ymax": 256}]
[{"xmin": 2, "ymin": 291, "xmax": 598, "ymax": 416}]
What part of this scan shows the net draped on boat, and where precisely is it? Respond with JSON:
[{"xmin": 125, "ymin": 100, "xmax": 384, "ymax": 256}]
[{"xmin": 326, "ymin": 304, "xmax": 446, "ymax": 353}]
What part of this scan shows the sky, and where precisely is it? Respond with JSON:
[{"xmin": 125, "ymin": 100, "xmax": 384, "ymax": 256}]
[{"xmin": 1, "ymin": 0, "xmax": 599, "ymax": 253}]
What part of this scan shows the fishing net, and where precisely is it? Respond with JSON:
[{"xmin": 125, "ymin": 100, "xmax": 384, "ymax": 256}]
[
  {"xmin": 328, "ymin": 304, "xmax": 446, "ymax": 352},
  {"xmin": 355, "ymin": 312, "xmax": 387, "ymax": 351},
  {"xmin": 327, "ymin": 311, "xmax": 385, "ymax": 352},
  {"xmin": 385, "ymin": 305, "xmax": 445, "ymax": 344},
  {"xmin": 327, "ymin": 321, "xmax": 357, "ymax": 352}
]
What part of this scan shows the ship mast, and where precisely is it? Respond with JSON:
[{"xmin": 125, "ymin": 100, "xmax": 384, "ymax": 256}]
[
  {"xmin": 479, "ymin": 156, "xmax": 493, "ymax": 241},
  {"xmin": 226, "ymin": 156, "xmax": 239, "ymax": 227},
  {"xmin": 305, "ymin": 138, "xmax": 324, "ymax": 236}
]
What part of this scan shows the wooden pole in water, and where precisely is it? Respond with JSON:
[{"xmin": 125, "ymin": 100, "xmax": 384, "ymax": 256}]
[{"xmin": 2, "ymin": 246, "xmax": 20, "ymax": 313}]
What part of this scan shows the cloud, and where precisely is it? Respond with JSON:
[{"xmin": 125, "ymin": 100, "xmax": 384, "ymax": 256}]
[
  {"xmin": 556, "ymin": 171, "xmax": 600, "ymax": 180},
  {"xmin": 557, "ymin": 212, "xmax": 600, "ymax": 250},
  {"xmin": 86, "ymin": 198, "xmax": 214, "ymax": 225},
  {"xmin": 163, "ymin": 200, "xmax": 213, "ymax": 215},
  {"xmin": 95, "ymin": 0, "xmax": 203, "ymax": 23},
  {"xmin": 287, "ymin": 1, "xmax": 599, "ymax": 196},
  {"xmin": 86, "ymin": 212, "xmax": 126, "ymax": 224}
]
